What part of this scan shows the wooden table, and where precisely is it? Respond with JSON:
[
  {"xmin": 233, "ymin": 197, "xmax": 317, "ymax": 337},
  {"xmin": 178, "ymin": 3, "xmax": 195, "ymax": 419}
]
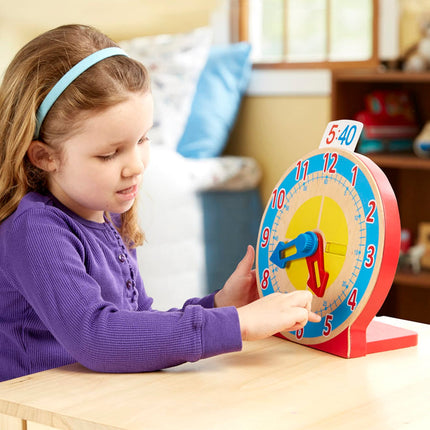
[{"xmin": 0, "ymin": 317, "xmax": 429, "ymax": 430}]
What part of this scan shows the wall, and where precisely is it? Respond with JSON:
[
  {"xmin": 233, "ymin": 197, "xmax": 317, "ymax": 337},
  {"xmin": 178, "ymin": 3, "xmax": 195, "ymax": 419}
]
[
  {"xmin": 0, "ymin": 0, "xmax": 218, "ymax": 72},
  {"xmin": 227, "ymin": 96, "xmax": 330, "ymax": 203}
]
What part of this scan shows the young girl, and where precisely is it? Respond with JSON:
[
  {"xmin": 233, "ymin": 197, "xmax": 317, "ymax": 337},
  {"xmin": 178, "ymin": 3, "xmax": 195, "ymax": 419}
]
[{"xmin": 0, "ymin": 24, "xmax": 320, "ymax": 382}]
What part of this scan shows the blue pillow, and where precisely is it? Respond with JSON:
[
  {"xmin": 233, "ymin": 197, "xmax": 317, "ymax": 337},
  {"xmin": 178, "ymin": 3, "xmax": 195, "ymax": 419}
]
[{"xmin": 177, "ymin": 43, "xmax": 252, "ymax": 158}]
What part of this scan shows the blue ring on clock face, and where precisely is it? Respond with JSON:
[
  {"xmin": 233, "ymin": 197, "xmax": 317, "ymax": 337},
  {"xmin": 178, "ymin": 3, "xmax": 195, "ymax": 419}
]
[{"xmin": 257, "ymin": 151, "xmax": 380, "ymax": 340}]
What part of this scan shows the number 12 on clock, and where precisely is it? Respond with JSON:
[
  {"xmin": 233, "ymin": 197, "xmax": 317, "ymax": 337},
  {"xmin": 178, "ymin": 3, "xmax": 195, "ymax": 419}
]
[{"xmin": 319, "ymin": 120, "xmax": 363, "ymax": 152}]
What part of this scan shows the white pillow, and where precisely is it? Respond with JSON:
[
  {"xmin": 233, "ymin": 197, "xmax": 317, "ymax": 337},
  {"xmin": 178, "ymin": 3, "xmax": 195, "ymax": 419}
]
[
  {"xmin": 119, "ymin": 27, "xmax": 212, "ymax": 151},
  {"xmin": 137, "ymin": 145, "xmax": 206, "ymax": 310}
]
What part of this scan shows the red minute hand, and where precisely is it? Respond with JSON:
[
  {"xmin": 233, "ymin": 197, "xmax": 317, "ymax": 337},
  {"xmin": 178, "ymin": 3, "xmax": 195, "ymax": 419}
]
[{"xmin": 305, "ymin": 232, "xmax": 329, "ymax": 298}]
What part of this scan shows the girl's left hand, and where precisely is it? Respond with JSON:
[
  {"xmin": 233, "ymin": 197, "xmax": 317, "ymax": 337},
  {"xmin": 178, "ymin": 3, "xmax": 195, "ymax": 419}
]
[{"xmin": 214, "ymin": 245, "xmax": 260, "ymax": 308}]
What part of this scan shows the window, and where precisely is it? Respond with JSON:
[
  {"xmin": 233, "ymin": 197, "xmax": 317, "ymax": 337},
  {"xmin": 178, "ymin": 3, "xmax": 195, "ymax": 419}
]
[{"xmin": 235, "ymin": 0, "xmax": 378, "ymax": 69}]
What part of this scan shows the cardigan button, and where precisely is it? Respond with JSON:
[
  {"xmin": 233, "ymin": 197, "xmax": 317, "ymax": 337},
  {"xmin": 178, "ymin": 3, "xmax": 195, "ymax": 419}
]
[
  {"xmin": 126, "ymin": 279, "xmax": 135, "ymax": 290},
  {"xmin": 118, "ymin": 253, "xmax": 126, "ymax": 263}
]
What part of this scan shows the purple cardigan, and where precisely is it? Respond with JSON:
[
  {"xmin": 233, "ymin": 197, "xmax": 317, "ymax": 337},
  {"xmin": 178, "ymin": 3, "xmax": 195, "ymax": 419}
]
[{"xmin": 0, "ymin": 192, "xmax": 242, "ymax": 382}]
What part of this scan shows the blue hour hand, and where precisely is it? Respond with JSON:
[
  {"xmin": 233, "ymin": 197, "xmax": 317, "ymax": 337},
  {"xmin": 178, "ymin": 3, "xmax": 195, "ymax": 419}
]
[{"xmin": 270, "ymin": 231, "xmax": 319, "ymax": 269}]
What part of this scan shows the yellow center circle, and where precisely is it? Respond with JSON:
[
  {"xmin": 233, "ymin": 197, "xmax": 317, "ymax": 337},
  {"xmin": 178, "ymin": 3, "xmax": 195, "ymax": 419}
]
[{"xmin": 285, "ymin": 196, "xmax": 348, "ymax": 292}]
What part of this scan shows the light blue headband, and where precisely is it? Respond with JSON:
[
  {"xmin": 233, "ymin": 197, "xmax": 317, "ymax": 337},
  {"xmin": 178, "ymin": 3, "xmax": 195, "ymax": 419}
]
[{"xmin": 34, "ymin": 46, "xmax": 128, "ymax": 139}]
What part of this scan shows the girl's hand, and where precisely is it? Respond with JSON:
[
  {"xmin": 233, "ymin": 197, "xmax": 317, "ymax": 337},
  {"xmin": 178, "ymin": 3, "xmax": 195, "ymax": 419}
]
[
  {"xmin": 214, "ymin": 245, "xmax": 259, "ymax": 309},
  {"xmin": 214, "ymin": 245, "xmax": 321, "ymax": 342},
  {"xmin": 236, "ymin": 290, "xmax": 321, "ymax": 341}
]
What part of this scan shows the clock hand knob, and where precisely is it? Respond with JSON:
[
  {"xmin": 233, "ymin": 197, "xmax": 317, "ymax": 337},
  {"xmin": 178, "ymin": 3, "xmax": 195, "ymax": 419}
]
[
  {"xmin": 305, "ymin": 232, "xmax": 329, "ymax": 298},
  {"xmin": 270, "ymin": 231, "xmax": 319, "ymax": 269}
]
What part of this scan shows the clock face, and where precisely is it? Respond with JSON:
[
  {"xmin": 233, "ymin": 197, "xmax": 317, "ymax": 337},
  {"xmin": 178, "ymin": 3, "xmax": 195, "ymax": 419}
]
[{"xmin": 256, "ymin": 148, "xmax": 386, "ymax": 345}]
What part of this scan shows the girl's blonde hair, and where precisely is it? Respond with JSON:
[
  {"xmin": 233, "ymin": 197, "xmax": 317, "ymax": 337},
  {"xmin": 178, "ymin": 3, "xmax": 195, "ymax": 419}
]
[{"xmin": 0, "ymin": 24, "xmax": 150, "ymax": 248}]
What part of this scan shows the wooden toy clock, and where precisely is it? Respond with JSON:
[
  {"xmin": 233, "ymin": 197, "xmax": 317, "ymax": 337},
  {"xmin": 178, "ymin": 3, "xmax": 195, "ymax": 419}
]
[{"xmin": 256, "ymin": 120, "xmax": 418, "ymax": 358}]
